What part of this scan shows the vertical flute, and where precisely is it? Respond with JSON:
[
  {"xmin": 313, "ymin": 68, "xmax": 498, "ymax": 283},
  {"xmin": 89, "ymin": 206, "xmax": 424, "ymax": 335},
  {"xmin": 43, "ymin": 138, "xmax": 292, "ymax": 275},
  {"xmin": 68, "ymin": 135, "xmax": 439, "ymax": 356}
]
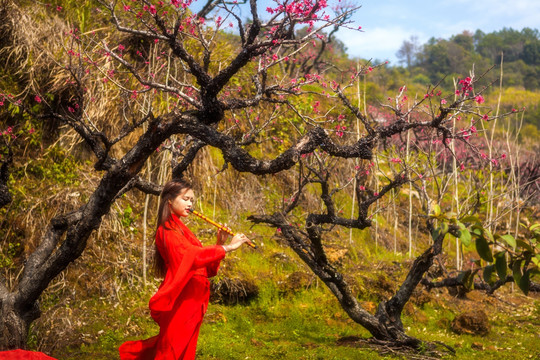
[{"xmin": 188, "ymin": 209, "xmax": 257, "ymax": 249}]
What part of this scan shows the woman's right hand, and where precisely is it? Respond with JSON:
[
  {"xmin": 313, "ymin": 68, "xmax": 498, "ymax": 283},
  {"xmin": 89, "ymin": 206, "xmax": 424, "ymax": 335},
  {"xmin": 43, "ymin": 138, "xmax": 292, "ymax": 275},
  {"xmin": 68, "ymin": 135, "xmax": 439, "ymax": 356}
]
[{"xmin": 224, "ymin": 233, "xmax": 251, "ymax": 252}]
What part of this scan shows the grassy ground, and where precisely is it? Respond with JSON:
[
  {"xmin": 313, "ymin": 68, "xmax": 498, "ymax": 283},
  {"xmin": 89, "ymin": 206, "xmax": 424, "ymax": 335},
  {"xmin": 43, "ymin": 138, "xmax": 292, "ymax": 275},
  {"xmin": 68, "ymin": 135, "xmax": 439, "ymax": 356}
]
[{"xmin": 37, "ymin": 246, "xmax": 539, "ymax": 360}]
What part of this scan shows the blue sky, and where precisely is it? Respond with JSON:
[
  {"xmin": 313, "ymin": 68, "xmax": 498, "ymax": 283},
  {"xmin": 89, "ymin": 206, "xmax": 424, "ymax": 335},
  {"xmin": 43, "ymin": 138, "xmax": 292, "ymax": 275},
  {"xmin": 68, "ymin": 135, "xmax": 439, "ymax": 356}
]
[
  {"xmin": 190, "ymin": 0, "xmax": 539, "ymax": 65},
  {"xmin": 337, "ymin": 0, "xmax": 540, "ymax": 64}
]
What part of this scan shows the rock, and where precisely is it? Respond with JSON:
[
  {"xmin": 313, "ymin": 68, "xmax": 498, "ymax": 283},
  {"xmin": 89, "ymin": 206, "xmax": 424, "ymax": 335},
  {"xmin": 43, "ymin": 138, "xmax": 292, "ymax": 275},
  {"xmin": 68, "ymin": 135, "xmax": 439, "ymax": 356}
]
[
  {"xmin": 451, "ymin": 310, "xmax": 490, "ymax": 336},
  {"xmin": 210, "ymin": 277, "xmax": 259, "ymax": 305}
]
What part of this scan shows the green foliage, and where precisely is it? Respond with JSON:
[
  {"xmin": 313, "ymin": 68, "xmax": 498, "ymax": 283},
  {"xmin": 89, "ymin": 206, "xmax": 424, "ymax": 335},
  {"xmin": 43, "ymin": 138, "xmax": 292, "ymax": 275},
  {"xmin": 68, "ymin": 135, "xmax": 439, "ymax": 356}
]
[
  {"xmin": 432, "ymin": 207, "xmax": 539, "ymax": 295},
  {"xmin": 121, "ymin": 205, "xmax": 138, "ymax": 231},
  {"xmin": 20, "ymin": 146, "xmax": 81, "ymax": 185},
  {"xmin": 0, "ymin": 241, "xmax": 21, "ymax": 268},
  {"xmin": 395, "ymin": 27, "xmax": 540, "ymax": 92}
]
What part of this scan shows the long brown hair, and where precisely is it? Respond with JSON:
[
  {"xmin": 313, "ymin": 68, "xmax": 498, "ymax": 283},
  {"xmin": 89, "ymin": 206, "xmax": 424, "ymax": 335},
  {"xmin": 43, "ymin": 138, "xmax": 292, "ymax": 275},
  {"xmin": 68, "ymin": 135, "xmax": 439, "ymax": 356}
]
[{"xmin": 153, "ymin": 178, "xmax": 192, "ymax": 278}]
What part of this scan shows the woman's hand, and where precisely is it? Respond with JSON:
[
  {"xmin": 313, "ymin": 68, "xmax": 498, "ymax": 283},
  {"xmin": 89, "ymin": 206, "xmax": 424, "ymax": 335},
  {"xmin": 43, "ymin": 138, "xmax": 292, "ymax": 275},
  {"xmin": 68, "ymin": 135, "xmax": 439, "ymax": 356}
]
[
  {"xmin": 223, "ymin": 233, "xmax": 251, "ymax": 252},
  {"xmin": 216, "ymin": 227, "xmax": 231, "ymax": 245}
]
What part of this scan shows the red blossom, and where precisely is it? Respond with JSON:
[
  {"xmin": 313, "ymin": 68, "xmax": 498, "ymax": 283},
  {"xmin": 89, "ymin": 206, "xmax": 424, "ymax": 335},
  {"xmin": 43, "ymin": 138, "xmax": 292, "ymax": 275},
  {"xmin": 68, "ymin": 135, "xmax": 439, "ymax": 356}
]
[{"xmin": 475, "ymin": 95, "xmax": 485, "ymax": 104}]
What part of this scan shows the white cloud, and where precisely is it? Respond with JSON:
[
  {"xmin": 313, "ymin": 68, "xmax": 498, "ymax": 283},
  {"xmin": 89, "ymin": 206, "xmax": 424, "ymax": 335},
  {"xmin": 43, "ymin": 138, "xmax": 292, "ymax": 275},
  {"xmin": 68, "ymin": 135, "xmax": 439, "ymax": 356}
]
[
  {"xmin": 337, "ymin": 26, "xmax": 427, "ymax": 63},
  {"xmin": 335, "ymin": 0, "xmax": 539, "ymax": 63}
]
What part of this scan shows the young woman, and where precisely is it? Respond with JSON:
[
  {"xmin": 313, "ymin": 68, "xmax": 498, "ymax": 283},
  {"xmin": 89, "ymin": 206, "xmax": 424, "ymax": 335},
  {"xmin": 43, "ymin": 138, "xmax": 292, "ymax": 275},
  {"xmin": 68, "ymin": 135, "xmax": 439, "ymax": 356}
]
[{"xmin": 119, "ymin": 179, "xmax": 251, "ymax": 360}]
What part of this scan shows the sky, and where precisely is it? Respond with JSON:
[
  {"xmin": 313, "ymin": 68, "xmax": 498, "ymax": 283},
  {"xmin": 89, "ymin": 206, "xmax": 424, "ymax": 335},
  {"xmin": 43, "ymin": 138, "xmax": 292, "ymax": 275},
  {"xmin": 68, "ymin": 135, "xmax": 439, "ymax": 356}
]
[
  {"xmin": 338, "ymin": 0, "xmax": 540, "ymax": 65},
  {"xmin": 191, "ymin": 0, "xmax": 540, "ymax": 66}
]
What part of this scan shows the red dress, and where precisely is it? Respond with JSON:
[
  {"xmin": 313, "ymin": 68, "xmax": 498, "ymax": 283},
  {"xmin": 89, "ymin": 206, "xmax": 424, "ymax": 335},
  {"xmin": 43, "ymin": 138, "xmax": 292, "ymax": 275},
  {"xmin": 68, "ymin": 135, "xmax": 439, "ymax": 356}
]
[{"xmin": 119, "ymin": 214, "xmax": 226, "ymax": 360}]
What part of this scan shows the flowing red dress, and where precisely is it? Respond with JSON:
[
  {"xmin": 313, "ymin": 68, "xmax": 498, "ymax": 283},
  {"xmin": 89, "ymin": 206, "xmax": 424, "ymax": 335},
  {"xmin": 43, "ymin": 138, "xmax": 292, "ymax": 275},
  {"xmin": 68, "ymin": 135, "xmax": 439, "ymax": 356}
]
[{"xmin": 119, "ymin": 214, "xmax": 226, "ymax": 360}]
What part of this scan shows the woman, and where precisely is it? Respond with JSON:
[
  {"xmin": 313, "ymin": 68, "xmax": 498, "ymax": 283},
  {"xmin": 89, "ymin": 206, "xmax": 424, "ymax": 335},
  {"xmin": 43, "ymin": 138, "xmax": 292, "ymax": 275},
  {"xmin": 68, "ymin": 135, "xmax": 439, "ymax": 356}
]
[{"xmin": 119, "ymin": 179, "xmax": 251, "ymax": 360}]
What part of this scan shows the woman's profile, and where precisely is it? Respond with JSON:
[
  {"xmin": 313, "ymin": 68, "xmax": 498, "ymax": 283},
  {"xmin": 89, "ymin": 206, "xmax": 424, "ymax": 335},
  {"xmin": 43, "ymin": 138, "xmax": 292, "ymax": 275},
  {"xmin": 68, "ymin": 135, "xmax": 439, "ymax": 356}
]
[{"xmin": 119, "ymin": 179, "xmax": 251, "ymax": 360}]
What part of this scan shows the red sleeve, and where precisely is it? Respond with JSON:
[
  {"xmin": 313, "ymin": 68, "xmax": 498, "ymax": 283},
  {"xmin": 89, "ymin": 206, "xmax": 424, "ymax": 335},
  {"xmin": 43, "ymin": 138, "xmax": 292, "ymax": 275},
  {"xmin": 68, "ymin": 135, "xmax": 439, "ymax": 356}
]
[
  {"xmin": 160, "ymin": 227, "xmax": 225, "ymax": 270},
  {"xmin": 206, "ymin": 258, "xmax": 221, "ymax": 278}
]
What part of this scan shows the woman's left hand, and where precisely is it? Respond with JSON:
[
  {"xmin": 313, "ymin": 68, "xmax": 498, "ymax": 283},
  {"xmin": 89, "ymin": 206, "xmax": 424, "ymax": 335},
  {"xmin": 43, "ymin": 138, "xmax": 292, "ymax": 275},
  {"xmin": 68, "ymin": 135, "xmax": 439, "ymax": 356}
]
[{"xmin": 216, "ymin": 227, "xmax": 231, "ymax": 245}]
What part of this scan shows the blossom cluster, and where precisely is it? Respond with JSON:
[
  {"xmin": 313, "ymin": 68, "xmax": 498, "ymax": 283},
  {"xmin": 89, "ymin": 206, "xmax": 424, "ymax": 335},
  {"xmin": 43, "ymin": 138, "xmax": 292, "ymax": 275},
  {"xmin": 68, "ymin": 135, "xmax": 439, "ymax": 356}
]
[
  {"xmin": 266, "ymin": 0, "xmax": 328, "ymax": 21},
  {"xmin": 457, "ymin": 77, "xmax": 473, "ymax": 96}
]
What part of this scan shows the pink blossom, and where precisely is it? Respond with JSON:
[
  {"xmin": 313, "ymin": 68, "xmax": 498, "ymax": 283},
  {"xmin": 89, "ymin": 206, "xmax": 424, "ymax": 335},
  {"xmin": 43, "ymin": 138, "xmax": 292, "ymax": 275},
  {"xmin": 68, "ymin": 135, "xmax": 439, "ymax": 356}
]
[
  {"xmin": 123, "ymin": 5, "xmax": 130, "ymax": 11},
  {"xmin": 35, "ymin": 95, "xmax": 42, "ymax": 103},
  {"xmin": 501, "ymin": 153, "xmax": 507, "ymax": 159},
  {"xmin": 475, "ymin": 95, "xmax": 485, "ymax": 104},
  {"xmin": 118, "ymin": 44, "xmax": 125, "ymax": 52},
  {"xmin": 458, "ymin": 77, "xmax": 473, "ymax": 95},
  {"xmin": 441, "ymin": 99, "xmax": 447, "ymax": 105},
  {"xmin": 359, "ymin": 186, "xmax": 365, "ymax": 191},
  {"xmin": 374, "ymin": 192, "xmax": 379, "ymax": 196},
  {"xmin": 390, "ymin": 158, "xmax": 402, "ymax": 163}
]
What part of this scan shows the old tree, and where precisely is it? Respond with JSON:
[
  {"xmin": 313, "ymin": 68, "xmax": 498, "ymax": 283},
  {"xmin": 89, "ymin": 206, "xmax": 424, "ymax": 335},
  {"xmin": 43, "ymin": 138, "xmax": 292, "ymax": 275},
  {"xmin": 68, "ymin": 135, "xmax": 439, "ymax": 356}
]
[{"xmin": 1, "ymin": 0, "xmax": 538, "ymax": 355}]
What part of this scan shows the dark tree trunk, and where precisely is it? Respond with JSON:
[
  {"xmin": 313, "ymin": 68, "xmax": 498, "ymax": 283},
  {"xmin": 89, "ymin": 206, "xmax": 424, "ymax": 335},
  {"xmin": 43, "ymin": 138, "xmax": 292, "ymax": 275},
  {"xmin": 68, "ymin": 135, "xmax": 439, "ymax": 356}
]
[
  {"xmin": 249, "ymin": 212, "xmax": 448, "ymax": 350},
  {"xmin": 0, "ymin": 293, "xmax": 40, "ymax": 350},
  {"xmin": 0, "ymin": 115, "xmax": 177, "ymax": 349}
]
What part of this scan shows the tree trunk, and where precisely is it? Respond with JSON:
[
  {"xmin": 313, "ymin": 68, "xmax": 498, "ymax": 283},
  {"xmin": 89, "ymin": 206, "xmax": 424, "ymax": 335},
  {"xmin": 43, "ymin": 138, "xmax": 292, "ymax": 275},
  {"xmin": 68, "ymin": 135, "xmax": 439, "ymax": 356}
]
[
  {"xmin": 249, "ymin": 213, "xmax": 446, "ymax": 350},
  {"xmin": 0, "ymin": 293, "xmax": 40, "ymax": 350}
]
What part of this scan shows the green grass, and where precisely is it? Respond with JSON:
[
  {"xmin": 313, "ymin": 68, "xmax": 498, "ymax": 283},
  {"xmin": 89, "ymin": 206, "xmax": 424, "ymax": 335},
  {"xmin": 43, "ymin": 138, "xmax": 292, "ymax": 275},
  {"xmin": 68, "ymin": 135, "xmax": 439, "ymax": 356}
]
[{"xmin": 44, "ymin": 273, "xmax": 540, "ymax": 360}]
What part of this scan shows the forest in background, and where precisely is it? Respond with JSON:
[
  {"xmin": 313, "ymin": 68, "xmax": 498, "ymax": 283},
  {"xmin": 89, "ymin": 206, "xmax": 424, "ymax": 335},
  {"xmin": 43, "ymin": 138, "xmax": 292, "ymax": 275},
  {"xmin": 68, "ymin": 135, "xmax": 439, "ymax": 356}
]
[
  {"xmin": 395, "ymin": 28, "xmax": 540, "ymax": 91},
  {"xmin": 0, "ymin": 0, "xmax": 539, "ymax": 359}
]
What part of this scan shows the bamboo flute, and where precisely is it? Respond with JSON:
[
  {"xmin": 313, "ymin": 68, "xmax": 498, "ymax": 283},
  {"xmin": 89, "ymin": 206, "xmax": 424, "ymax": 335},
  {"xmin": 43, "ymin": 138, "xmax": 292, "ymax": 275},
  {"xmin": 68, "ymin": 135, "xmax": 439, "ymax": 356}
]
[{"xmin": 188, "ymin": 209, "xmax": 257, "ymax": 249}]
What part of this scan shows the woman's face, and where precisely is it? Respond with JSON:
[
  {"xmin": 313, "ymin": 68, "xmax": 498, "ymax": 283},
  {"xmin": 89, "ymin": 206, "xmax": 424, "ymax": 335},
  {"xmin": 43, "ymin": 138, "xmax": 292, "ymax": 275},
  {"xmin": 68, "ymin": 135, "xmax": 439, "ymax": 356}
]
[{"xmin": 170, "ymin": 188, "xmax": 194, "ymax": 217}]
